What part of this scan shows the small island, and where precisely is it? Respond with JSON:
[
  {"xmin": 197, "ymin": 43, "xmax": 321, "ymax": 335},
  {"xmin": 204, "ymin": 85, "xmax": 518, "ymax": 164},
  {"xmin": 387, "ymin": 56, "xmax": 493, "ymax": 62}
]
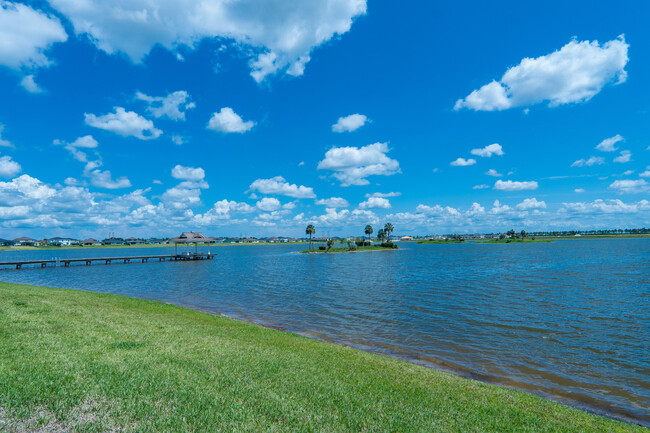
[
  {"xmin": 301, "ymin": 223, "xmax": 399, "ymax": 253},
  {"xmin": 474, "ymin": 230, "xmax": 554, "ymax": 244}
]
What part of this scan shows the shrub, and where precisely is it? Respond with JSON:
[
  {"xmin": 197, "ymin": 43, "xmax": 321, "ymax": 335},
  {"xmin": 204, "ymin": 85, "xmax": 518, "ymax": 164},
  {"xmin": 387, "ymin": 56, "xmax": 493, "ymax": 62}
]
[
  {"xmin": 347, "ymin": 241, "xmax": 357, "ymax": 251},
  {"xmin": 380, "ymin": 241, "xmax": 397, "ymax": 249},
  {"xmin": 318, "ymin": 245, "xmax": 327, "ymax": 250}
]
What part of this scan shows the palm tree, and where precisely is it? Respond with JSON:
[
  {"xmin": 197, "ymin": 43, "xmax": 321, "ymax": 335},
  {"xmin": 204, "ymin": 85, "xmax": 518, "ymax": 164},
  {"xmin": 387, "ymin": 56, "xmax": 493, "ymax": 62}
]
[
  {"xmin": 377, "ymin": 228, "xmax": 385, "ymax": 242},
  {"xmin": 364, "ymin": 225, "xmax": 373, "ymax": 245},
  {"xmin": 507, "ymin": 229, "xmax": 516, "ymax": 239},
  {"xmin": 520, "ymin": 230, "xmax": 527, "ymax": 240},
  {"xmin": 305, "ymin": 224, "xmax": 315, "ymax": 249},
  {"xmin": 384, "ymin": 223, "xmax": 394, "ymax": 242}
]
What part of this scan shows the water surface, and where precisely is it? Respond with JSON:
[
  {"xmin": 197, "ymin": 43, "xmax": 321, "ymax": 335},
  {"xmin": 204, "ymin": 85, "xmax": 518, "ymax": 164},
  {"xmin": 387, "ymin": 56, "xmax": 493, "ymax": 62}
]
[{"xmin": 1, "ymin": 239, "xmax": 648, "ymax": 426}]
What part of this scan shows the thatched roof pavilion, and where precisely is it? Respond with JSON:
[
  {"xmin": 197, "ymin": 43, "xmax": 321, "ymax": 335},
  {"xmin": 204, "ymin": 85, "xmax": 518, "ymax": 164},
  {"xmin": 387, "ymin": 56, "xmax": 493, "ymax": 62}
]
[{"xmin": 169, "ymin": 232, "xmax": 216, "ymax": 256}]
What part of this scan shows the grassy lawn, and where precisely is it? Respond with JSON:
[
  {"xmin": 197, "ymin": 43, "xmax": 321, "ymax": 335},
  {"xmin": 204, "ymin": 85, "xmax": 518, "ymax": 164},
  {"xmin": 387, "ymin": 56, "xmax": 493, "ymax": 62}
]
[
  {"xmin": 300, "ymin": 245, "xmax": 398, "ymax": 253},
  {"xmin": 0, "ymin": 283, "xmax": 644, "ymax": 432}
]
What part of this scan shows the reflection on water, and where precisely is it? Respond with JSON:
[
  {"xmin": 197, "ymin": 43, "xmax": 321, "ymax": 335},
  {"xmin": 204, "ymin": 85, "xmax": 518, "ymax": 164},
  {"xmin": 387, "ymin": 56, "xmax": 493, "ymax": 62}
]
[{"xmin": 1, "ymin": 239, "xmax": 648, "ymax": 426}]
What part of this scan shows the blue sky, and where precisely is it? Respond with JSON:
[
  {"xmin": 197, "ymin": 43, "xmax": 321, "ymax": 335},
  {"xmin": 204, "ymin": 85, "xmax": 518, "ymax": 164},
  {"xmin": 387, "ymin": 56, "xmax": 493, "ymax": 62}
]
[{"xmin": 0, "ymin": 0, "xmax": 649, "ymax": 238}]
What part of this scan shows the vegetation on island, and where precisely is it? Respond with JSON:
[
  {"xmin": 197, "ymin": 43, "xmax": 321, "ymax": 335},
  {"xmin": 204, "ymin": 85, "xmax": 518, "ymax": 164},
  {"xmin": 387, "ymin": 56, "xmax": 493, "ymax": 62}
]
[
  {"xmin": 0, "ymin": 282, "xmax": 643, "ymax": 432},
  {"xmin": 418, "ymin": 234, "xmax": 465, "ymax": 244},
  {"xmin": 301, "ymin": 223, "xmax": 399, "ymax": 253},
  {"xmin": 475, "ymin": 230, "xmax": 554, "ymax": 244}
]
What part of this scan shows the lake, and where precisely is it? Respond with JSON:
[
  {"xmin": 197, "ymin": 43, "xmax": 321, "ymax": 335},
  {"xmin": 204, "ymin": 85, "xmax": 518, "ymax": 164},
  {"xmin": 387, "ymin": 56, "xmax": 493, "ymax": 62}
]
[{"xmin": 0, "ymin": 239, "xmax": 648, "ymax": 426}]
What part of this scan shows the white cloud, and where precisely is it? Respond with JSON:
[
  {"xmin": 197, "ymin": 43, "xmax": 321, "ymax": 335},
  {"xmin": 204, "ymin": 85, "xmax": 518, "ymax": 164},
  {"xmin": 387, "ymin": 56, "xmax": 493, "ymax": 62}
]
[
  {"xmin": 613, "ymin": 150, "xmax": 631, "ymax": 163},
  {"xmin": 171, "ymin": 135, "xmax": 185, "ymax": 145},
  {"xmin": 561, "ymin": 199, "xmax": 650, "ymax": 214},
  {"xmin": 207, "ymin": 107, "xmax": 254, "ymax": 133},
  {"xmin": 332, "ymin": 114, "xmax": 368, "ymax": 132},
  {"xmin": 365, "ymin": 191, "xmax": 401, "ymax": 198},
  {"xmin": 494, "ymin": 180, "xmax": 538, "ymax": 191},
  {"xmin": 485, "ymin": 169, "xmax": 503, "ymax": 177},
  {"xmin": 249, "ymin": 176, "xmax": 315, "ymax": 198},
  {"xmin": 489, "ymin": 200, "xmax": 512, "ymax": 215},
  {"xmin": 48, "ymin": 0, "xmax": 366, "ymax": 82},
  {"xmin": 0, "ymin": 2, "xmax": 67, "ymax": 69},
  {"xmin": 416, "ymin": 204, "xmax": 461, "ymax": 217},
  {"xmin": 87, "ymin": 169, "xmax": 132, "ymax": 189},
  {"xmin": 595, "ymin": 134, "xmax": 623, "ymax": 152},
  {"xmin": 473, "ymin": 184, "xmax": 490, "ymax": 189},
  {"xmin": 317, "ymin": 142, "xmax": 400, "ymax": 186},
  {"xmin": 136, "ymin": 90, "xmax": 195, "ymax": 121},
  {"xmin": 639, "ymin": 167, "xmax": 650, "ymax": 178},
  {"xmin": 20, "ymin": 75, "xmax": 43, "ymax": 93},
  {"xmin": 0, "ymin": 155, "xmax": 21, "ymax": 178},
  {"xmin": 171, "ymin": 165, "xmax": 205, "ymax": 182},
  {"xmin": 450, "ymin": 157, "xmax": 476, "ymax": 167},
  {"xmin": 574, "ymin": 188, "xmax": 586, "ymax": 193},
  {"xmin": 358, "ymin": 197, "xmax": 391, "ymax": 209},
  {"xmin": 85, "ymin": 107, "xmax": 162, "ymax": 140},
  {"xmin": 256, "ymin": 197, "xmax": 281, "ymax": 212},
  {"xmin": 516, "ymin": 198, "xmax": 546, "ymax": 210},
  {"xmin": 0, "ymin": 125, "xmax": 13, "ymax": 148},
  {"xmin": 455, "ymin": 36, "xmax": 628, "ymax": 111},
  {"xmin": 470, "ymin": 143, "xmax": 504, "ymax": 158},
  {"xmin": 609, "ymin": 179, "xmax": 649, "ymax": 194},
  {"xmin": 55, "ymin": 135, "xmax": 99, "ymax": 163},
  {"xmin": 298, "ymin": 161, "xmax": 305, "ymax": 167},
  {"xmin": 315, "ymin": 197, "xmax": 349, "ymax": 207},
  {"xmin": 571, "ymin": 156, "xmax": 604, "ymax": 167}
]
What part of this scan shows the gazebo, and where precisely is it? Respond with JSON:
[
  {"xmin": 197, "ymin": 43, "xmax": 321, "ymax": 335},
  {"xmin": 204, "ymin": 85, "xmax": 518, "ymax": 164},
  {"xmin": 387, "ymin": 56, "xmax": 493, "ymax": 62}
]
[{"xmin": 168, "ymin": 232, "xmax": 216, "ymax": 256}]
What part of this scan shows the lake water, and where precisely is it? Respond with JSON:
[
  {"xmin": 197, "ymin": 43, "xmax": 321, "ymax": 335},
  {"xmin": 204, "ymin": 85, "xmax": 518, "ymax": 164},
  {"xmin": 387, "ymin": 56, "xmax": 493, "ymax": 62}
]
[{"xmin": 1, "ymin": 239, "xmax": 648, "ymax": 426}]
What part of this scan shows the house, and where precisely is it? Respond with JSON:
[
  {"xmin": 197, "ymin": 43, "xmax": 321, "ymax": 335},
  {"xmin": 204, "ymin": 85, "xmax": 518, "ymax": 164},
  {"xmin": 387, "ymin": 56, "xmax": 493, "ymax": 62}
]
[
  {"xmin": 83, "ymin": 238, "xmax": 101, "ymax": 246},
  {"xmin": 13, "ymin": 237, "xmax": 37, "ymax": 246},
  {"xmin": 400, "ymin": 235, "xmax": 414, "ymax": 241},
  {"xmin": 47, "ymin": 237, "xmax": 80, "ymax": 246},
  {"xmin": 146, "ymin": 238, "xmax": 167, "ymax": 244},
  {"xmin": 242, "ymin": 238, "xmax": 259, "ymax": 243},
  {"xmin": 125, "ymin": 237, "xmax": 145, "ymax": 245},
  {"xmin": 102, "ymin": 237, "xmax": 124, "ymax": 245}
]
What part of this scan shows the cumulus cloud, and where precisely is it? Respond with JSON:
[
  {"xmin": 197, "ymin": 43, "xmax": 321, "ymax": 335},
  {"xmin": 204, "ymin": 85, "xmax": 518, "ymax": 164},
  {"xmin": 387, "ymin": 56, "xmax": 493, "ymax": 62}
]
[
  {"xmin": 256, "ymin": 197, "xmax": 281, "ymax": 212},
  {"xmin": 574, "ymin": 188, "xmax": 586, "ymax": 193},
  {"xmin": 0, "ymin": 155, "xmax": 21, "ymax": 178},
  {"xmin": 471, "ymin": 143, "xmax": 504, "ymax": 158},
  {"xmin": 613, "ymin": 150, "xmax": 631, "ymax": 163},
  {"xmin": 315, "ymin": 197, "xmax": 349, "ymax": 207},
  {"xmin": 54, "ymin": 135, "xmax": 99, "ymax": 163},
  {"xmin": 571, "ymin": 156, "xmax": 604, "ymax": 167},
  {"xmin": 332, "ymin": 114, "xmax": 368, "ymax": 132},
  {"xmin": 639, "ymin": 167, "xmax": 650, "ymax": 178},
  {"xmin": 20, "ymin": 75, "xmax": 43, "ymax": 93},
  {"xmin": 47, "ymin": 0, "xmax": 366, "ymax": 82},
  {"xmin": 609, "ymin": 179, "xmax": 649, "ymax": 194},
  {"xmin": 87, "ymin": 169, "xmax": 132, "ymax": 189},
  {"xmin": 365, "ymin": 192, "xmax": 401, "ymax": 198},
  {"xmin": 249, "ymin": 176, "xmax": 315, "ymax": 198},
  {"xmin": 317, "ymin": 142, "xmax": 400, "ymax": 186},
  {"xmin": 561, "ymin": 199, "xmax": 650, "ymax": 214},
  {"xmin": 358, "ymin": 197, "xmax": 391, "ymax": 209},
  {"xmin": 450, "ymin": 157, "xmax": 476, "ymax": 167},
  {"xmin": 494, "ymin": 180, "xmax": 538, "ymax": 191},
  {"xmin": 136, "ymin": 90, "xmax": 195, "ymax": 121},
  {"xmin": 0, "ymin": 125, "xmax": 13, "ymax": 148},
  {"xmin": 85, "ymin": 107, "xmax": 162, "ymax": 140},
  {"xmin": 0, "ymin": 2, "xmax": 67, "ymax": 70},
  {"xmin": 516, "ymin": 198, "xmax": 546, "ymax": 210},
  {"xmin": 473, "ymin": 184, "xmax": 490, "ymax": 189},
  {"xmin": 454, "ymin": 36, "xmax": 628, "ymax": 111},
  {"xmin": 485, "ymin": 169, "xmax": 502, "ymax": 177},
  {"xmin": 595, "ymin": 134, "xmax": 623, "ymax": 152},
  {"xmin": 171, "ymin": 165, "xmax": 205, "ymax": 181},
  {"xmin": 416, "ymin": 204, "xmax": 461, "ymax": 217},
  {"xmin": 207, "ymin": 107, "xmax": 254, "ymax": 133}
]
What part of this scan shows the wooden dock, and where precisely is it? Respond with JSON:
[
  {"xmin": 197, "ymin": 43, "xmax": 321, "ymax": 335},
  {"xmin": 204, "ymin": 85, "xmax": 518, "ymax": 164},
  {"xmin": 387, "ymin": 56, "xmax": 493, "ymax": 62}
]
[{"xmin": 0, "ymin": 253, "xmax": 214, "ymax": 269}]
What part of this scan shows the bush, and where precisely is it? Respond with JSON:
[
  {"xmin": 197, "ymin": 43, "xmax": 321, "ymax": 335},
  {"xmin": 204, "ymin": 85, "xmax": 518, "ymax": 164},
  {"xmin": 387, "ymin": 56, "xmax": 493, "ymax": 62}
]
[
  {"xmin": 347, "ymin": 241, "xmax": 357, "ymax": 251},
  {"xmin": 355, "ymin": 240, "xmax": 371, "ymax": 247},
  {"xmin": 380, "ymin": 241, "xmax": 397, "ymax": 249},
  {"xmin": 318, "ymin": 245, "xmax": 327, "ymax": 250}
]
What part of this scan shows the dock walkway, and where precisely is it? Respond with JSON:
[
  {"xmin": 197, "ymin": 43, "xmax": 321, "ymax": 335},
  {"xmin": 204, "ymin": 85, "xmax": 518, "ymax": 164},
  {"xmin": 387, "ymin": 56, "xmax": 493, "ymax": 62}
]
[{"xmin": 0, "ymin": 253, "xmax": 214, "ymax": 269}]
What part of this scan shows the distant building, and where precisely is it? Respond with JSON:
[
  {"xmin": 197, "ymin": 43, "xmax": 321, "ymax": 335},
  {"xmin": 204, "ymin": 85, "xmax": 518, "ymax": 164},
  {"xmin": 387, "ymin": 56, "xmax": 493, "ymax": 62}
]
[
  {"xmin": 0, "ymin": 238, "xmax": 13, "ymax": 246},
  {"xmin": 83, "ymin": 238, "xmax": 101, "ymax": 246},
  {"xmin": 125, "ymin": 237, "xmax": 145, "ymax": 245},
  {"xmin": 102, "ymin": 237, "xmax": 124, "ymax": 245},
  {"xmin": 146, "ymin": 238, "xmax": 167, "ymax": 244},
  {"xmin": 400, "ymin": 236, "xmax": 414, "ymax": 241},
  {"xmin": 13, "ymin": 237, "xmax": 37, "ymax": 246},
  {"xmin": 47, "ymin": 237, "xmax": 80, "ymax": 246}
]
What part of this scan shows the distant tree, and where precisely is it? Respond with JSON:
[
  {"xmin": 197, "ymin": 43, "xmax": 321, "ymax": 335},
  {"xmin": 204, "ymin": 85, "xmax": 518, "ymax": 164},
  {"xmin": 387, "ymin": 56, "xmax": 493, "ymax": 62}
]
[
  {"xmin": 306, "ymin": 224, "xmax": 315, "ymax": 249},
  {"xmin": 507, "ymin": 229, "xmax": 516, "ymax": 239},
  {"xmin": 384, "ymin": 223, "xmax": 394, "ymax": 241},
  {"xmin": 327, "ymin": 238, "xmax": 334, "ymax": 250},
  {"xmin": 520, "ymin": 230, "xmax": 527, "ymax": 240},
  {"xmin": 364, "ymin": 225, "xmax": 373, "ymax": 244},
  {"xmin": 377, "ymin": 228, "xmax": 386, "ymax": 242},
  {"xmin": 499, "ymin": 233, "xmax": 507, "ymax": 240}
]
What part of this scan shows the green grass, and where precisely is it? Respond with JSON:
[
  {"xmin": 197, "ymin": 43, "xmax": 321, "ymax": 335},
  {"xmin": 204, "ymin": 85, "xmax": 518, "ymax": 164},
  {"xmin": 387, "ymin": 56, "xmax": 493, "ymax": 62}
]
[
  {"xmin": 300, "ymin": 245, "xmax": 398, "ymax": 253},
  {"xmin": 474, "ymin": 238, "xmax": 555, "ymax": 244},
  {"xmin": 0, "ymin": 283, "xmax": 643, "ymax": 432}
]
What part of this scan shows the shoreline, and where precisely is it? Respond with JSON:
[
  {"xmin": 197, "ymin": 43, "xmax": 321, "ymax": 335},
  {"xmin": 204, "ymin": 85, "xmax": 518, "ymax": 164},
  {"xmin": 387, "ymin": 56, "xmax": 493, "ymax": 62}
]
[{"xmin": 1, "ymin": 281, "xmax": 644, "ymax": 429}]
